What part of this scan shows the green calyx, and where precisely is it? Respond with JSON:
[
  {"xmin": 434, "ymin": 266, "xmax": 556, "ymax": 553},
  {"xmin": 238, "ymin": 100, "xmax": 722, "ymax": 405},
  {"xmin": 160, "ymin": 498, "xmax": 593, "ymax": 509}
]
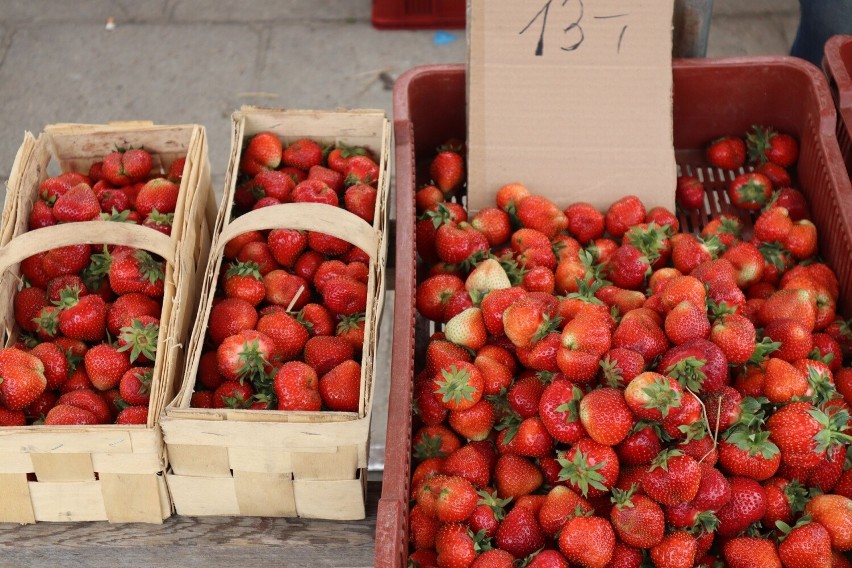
[
  {"xmin": 556, "ymin": 448, "xmax": 608, "ymax": 497},
  {"xmin": 436, "ymin": 365, "xmax": 478, "ymax": 407},
  {"xmin": 117, "ymin": 318, "xmax": 160, "ymax": 363}
]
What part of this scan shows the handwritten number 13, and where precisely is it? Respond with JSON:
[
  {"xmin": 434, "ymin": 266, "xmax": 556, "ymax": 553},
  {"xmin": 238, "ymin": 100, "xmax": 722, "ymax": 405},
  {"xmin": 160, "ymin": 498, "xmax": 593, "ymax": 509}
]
[{"xmin": 520, "ymin": 0, "xmax": 585, "ymax": 56}]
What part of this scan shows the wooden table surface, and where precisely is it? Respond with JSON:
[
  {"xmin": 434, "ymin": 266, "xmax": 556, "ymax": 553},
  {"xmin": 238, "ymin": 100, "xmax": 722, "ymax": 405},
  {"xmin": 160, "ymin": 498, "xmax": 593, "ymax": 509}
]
[{"xmin": 0, "ymin": 481, "xmax": 381, "ymax": 568}]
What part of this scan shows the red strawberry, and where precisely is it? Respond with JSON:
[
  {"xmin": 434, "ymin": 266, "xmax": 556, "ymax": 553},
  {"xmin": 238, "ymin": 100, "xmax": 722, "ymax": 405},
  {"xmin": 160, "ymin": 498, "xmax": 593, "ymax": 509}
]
[
  {"xmin": 274, "ymin": 361, "xmax": 320, "ymax": 411},
  {"xmin": 777, "ymin": 519, "xmax": 832, "ymax": 568},
  {"xmin": 516, "ymin": 195, "xmax": 567, "ymax": 240},
  {"xmin": 434, "ymin": 523, "xmax": 476, "ymax": 568},
  {"xmin": 52, "ymin": 183, "xmax": 101, "ymax": 223},
  {"xmin": 212, "ymin": 380, "xmax": 255, "ymax": 409},
  {"xmin": 558, "ymin": 513, "xmax": 615, "ymax": 568},
  {"xmin": 344, "ymin": 183, "xmax": 378, "ymax": 223},
  {"xmin": 558, "ymin": 438, "xmax": 619, "ymax": 499},
  {"xmin": 14, "ymin": 286, "xmax": 49, "ymax": 333},
  {"xmin": 642, "ymin": 450, "xmax": 701, "ymax": 505},
  {"xmin": 117, "ymin": 315, "xmax": 159, "ymax": 364},
  {"xmin": 266, "ymin": 229, "xmax": 307, "ymax": 268},
  {"xmin": 494, "ymin": 453, "xmax": 543, "ymax": 499},
  {"xmin": 605, "ymin": 195, "xmax": 646, "ymax": 238},
  {"xmin": 56, "ymin": 388, "xmax": 111, "ymax": 423},
  {"xmin": 435, "ymin": 222, "xmax": 489, "ymax": 265},
  {"xmin": 494, "ymin": 504, "xmax": 546, "ymax": 559},
  {"xmin": 609, "ymin": 486, "xmax": 665, "ymax": 549},
  {"xmin": 728, "ymin": 172, "xmax": 773, "ymax": 210},
  {"xmin": 115, "ymin": 405, "xmax": 148, "ymax": 424},
  {"xmin": 706, "ymin": 135, "xmax": 746, "ymax": 170},
  {"xmin": 649, "ymin": 531, "xmax": 697, "ymax": 568},
  {"xmin": 102, "ymin": 148, "xmax": 153, "ymax": 185},
  {"xmin": 429, "ymin": 149, "xmax": 464, "ymax": 196},
  {"xmin": 344, "ymin": 155, "xmax": 380, "ymax": 187},
  {"xmin": 240, "ymin": 132, "xmax": 282, "ymax": 176},
  {"xmin": 223, "ymin": 260, "xmax": 266, "ymax": 306},
  {"xmin": 262, "ymin": 270, "xmax": 309, "ymax": 309},
  {"xmin": 28, "ymin": 199, "xmax": 56, "ymax": 229},
  {"xmin": 469, "ymin": 207, "xmax": 511, "ymax": 247},
  {"xmin": 747, "ymin": 124, "xmax": 798, "ymax": 167},
  {"xmin": 282, "ymin": 138, "xmax": 323, "ymax": 171},
  {"xmin": 723, "ymin": 536, "xmax": 781, "ymax": 568},
  {"xmin": 303, "ymin": 335, "xmax": 355, "ymax": 376},
  {"xmin": 44, "ymin": 404, "xmax": 98, "ymax": 425},
  {"xmin": 318, "ymin": 359, "xmax": 360, "ymax": 412},
  {"xmin": 119, "ymin": 367, "xmax": 153, "ymax": 406},
  {"xmin": 208, "ymin": 298, "xmax": 258, "ymax": 345},
  {"xmin": 416, "ymin": 274, "xmax": 466, "ymax": 322},
  {"xmin": 579, "ymin": 387, "xmax": 632, "ymax": 446},
  {"xmin": 216, "ymin": 329, "xmax": 275, "ymax": 384},
  {"xmin": 564, "ymin": 202, "xmax": 605, "ymax": 244},
  {"xmin": 327, "ymin": 142, "xmax": 370, "ymax": 174},
  {"xmin": 251, "ymin": 169, "xmax": 296, "ymax": 203},
  {"xmin": 135, "ymin": 177, "xmax": 179, "ymax": 216},
  {"xmin": 623, "ymin": 371, "xmax": 683, "ymax": 421},
  {"xmin": 84, "ymin": 342, "xmax": 132, "ymax": 392},
  {"xmin": 39, "ymin": 172, "xmax": 92, "ymax": 203},
  {"xmin": 675, "ymin": 175, "xmax": 705, "ymax": 209},
  {"xmin": 57, "ymin": 293, "xmax": 107, "ymax": 342},
  {"xmin": 256, "ymin": 311, "xmax": 309, "ymax": 362},
  {"xmin": 307, "ymin": 165, "xmax": 344, "ymax": 195},
  {"xmin": 710, "ymin": 312, "xmax": 756, "ymax": 365},
  {"xmin": 767, "ymin": 401, "xmax": 848, "ymax": 469},
  {"xmin": 0, "ymin": 349, "xmax": 47, "ymax": 410},
  {"xmin": 108, "ymin": 249, "xmax": 165, "ymax": 298},
  {"xmin": 804, "ymin": 493, "xmax": 852, "ymax": 551},
  {"xmin": 715, "ymin": 476, "xmax": 767, "ymax": 536},
  {"xmin": 321, "ymin": 275, "xmax": 368, "ymax": 316}
]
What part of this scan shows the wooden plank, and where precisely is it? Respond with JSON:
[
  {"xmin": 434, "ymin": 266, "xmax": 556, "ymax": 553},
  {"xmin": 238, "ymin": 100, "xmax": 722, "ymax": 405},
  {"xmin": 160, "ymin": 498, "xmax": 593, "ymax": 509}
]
[
  {"xmin": 233, "ymin": 471, "xmax": 296, "ymax": 517},
  {"xmin": 100, "ymin": 473, "xmax": 169, "ymax": 524},
  {"xmin": 0, "ymin": 473, "xmax": 35, "ymax": 524},
  {"xmin": 294, "ymin": 475, "xmax": 367, "ymax": 520},
  {"xmin": 31, "ymin": 453, "xmax": 94, "ymax": 482},
  {"xmin": 0, "ymin": 482, "xmax": 380, "ymax": 567},
  {"xmin": 166, "ymin": 475, "xmax": 239, "ymax": 516},
  {"xmin": 29, "ymin": 481, "xmax": 107, "ymax": 522}
]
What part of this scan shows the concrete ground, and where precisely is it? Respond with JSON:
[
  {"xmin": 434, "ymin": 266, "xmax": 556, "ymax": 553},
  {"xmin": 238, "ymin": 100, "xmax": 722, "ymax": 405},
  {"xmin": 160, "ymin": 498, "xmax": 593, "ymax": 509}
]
[{"xmin": 0, "ymin": 0, "xmax": 801, "ymax": 471}]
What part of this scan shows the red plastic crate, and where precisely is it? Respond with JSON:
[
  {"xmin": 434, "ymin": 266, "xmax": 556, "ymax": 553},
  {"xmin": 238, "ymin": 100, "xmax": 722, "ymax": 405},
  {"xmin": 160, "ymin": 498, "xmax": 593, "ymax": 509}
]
[
  {"xmin": 823, "ymin": 35, "xmax": 852, "ymax": 179},
  {"xmin": 376, "ymin": 57, "xmax": 852, "ymax": 567},
  {"xmin": 371, "ymin": 0, "xmax": 465, "ymax": 30}
]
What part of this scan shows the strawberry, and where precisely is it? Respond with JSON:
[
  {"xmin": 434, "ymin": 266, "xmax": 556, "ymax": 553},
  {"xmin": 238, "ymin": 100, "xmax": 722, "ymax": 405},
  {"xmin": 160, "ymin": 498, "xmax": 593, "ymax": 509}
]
[
  {"xmin": 102, "ymin": 148, "xmax": 153, "ymax": 185},
  {"xmin": 14, "ymin": 286, "xmax": 49, "ymax": 333},
  {"xmin": 649, "ymin": 531, "xmax": 697, "ymax": 568},
  {"xmin": 579, "ymin": 387, "xmax": 632, "ymax": 446},
  {"xmin": 722, "ymin": 536, "xmax": 782, "ymax": 567},
  {"xmin": 57, "ymin": 292, "xmax": 107, "ymax": 342},
  {"xmin": 263, "ymin": 270, "xmax": 310, "ymax": 310},
  {"xmin": 435, "ymin": 222, "xmax": 488, "ymax": 265},
  {"xmin": 415, "ymin": 184, "xmax": 444, "ymax": 214},
  {"xmin": 642, "ymin": 450, "xmax": 701, "ymax": 505},
  {"xmin": 249, "ymin": 169, "xmax": 296, "ymax": 203},
  {"xmin": 117, "ymin": 315, "xmax": 159, "ymax": 364},
  {"xmin": 208, "ymin": 298, "xmax": 258, "ymax": 345},
  {"xmin": 223, "ymin": 260, "xmax": 265, "ymax": 306},
  {"xmin": 343, "ymin": 183, "xmax": 377, "ymax": 223},
  {"xmin": 266, "ymin": 229, "xmax": 307, "ymax": 268},
  {"xmin": 763, "ymin": 319, "xmax": 812, "ymax": 362},
  {"xmin": 706, "ymin": 135, "xmax": 746, "ymax": 169},
  {"xmin": 28, "ymin": 199, "xmax": 56, "ymax": 229},
  {"xmin": 291, "ymin": 179, "xmax": 339, "ymax": 207},
  {"xmin": 516, "ymin": 195, "xmax": 567, "ymax": 239},
  {"xmin": 135, "ymin": 178, "xmax": 179, "ymax": 216},
  {"xmin": 444, "ymin": 307, "xmax": 487, "ymax": 351},
  {"xmin": 609, "ymin": 485, "xmax": 665, "ymax": 549},
  {"xmin": 40, "ymin": 244, "xmax": 92, "ymax": 282},
  {"xmin": 494, "ymin": 504, "xmax": 546, "ymax": 559},
  {"xmin": 416, "ymin": 274, "xmax": 466, "ymax": 323},
  {"xmin": 670, "ymin": 233, "xmax": 719, "ymax": 274},
  {"xmin": 767, "ymin": 401, "xmax": 849, "ymax": 469},
  {"xmin": 306, "ymin": 230, "xmax": 351, "ymax": 257},
  {"xmin": 52, "ymin": 183, "xmax": 101, "ymax": 223},
  {"xmin": 197, "ymin": 350, "xmax": 226, "ymax": 391},
  {"xmin": 303, "ymin": 335, "xmax": 355, "ymax": 377},
  {"xmin": 715, "ymin": 476, "xmax": 767, "ymax": 536},
  {"xmin": 433, "ymin": 362, "xmax": 483, "ymax": 412},
  {"xmin": 701, "ymin": 214, "xmax": 743, "ymax": 247},
  {"xmin": 721, "ymin": 241, "xmax": 765, "ymax": 288},
  {"xmin": 240, "ymin": 132, "xmax": 282, "ymax": 176},
  {"xmin": 413, "ymin": 425, "xmax": 462, "ymax": 461},
  {"xmin": 281, "ymin": 138, "xmax": 323, "ymax": 171},
  {"xmin": 623, "ymin": 371, "xmax": 683, "ymax": 421},
  {"xmin": 469, "ymin": 207, "xmax": 511, "ymax": 247},
  {"xmin": 118, "ymin": 367, "xmax": 153, "ymax": 406},
  {"xmin": 728, "ymin": 172, "xmax": 773, "ymax": 210},
  {"xmin": 754, "ymin": 205, "xmax": 793, "ymax": 243},
  {"xmin": 318, "ymin": 359, "xmax": 360, "ymax": 412},
  {"xmin": 494, "ymin": 453, "xmax": 543, "ymax": 499},
  {"xmin": 321, "ymin": 275, "xmax": 368, "ymax": 316},
  {"xmin": 442, "ymin": 444, "xmax": 494, "ymax": 488},
  {"xmin": 558, "ymin": 512, "xmax": 615, "ymax": 568},
  {"xmin": 564, "ymin": 202, "xmax": 605, "ymax": 244},
  {"xmin": 606, "ymin": 244, "xmax": 650, "ymax": 290},
  {"xmin": 344, "ymin": 155, "xmax": 380, "ymax": 187},
  {"xmin": 44, "ymin": 404, "xmax": 98, "ymax": 425},
  {"xmin": 605, "ymin": 195, "xmax": 646, "ymax": 239},
  {"xmin": 709, "ymin": 312, "xmax": 755, "ymax": 364},
  {"xmin": 558, "ymin": 438, "xmax": 619, "ymax": 498},
  {"xmin": 0, "ymin": 349, "xmax": 47, "ymax": 411},
  {"xmin": 84, "ymin": 344, "xmax": 132, "ymax": 392},
  {"xmin": 308, "ymin": 165, "xmax": 344, "ymax": 195},
  {"xmin": 108, "ymin": 249, "xmax": 165, "ymax": 298},
  {"xmin": 611, "ymin": 310, "xmax": 668, "ymax": 365},
  {"xmin": 777, "ymin": 518, "xmax": 832, "ymax": 568},
  {"xmin": 39, "ymin": 172, "xmax": 91, "ymax": 203},
  {"xmin": 274, "ymin": 361, "xmax": 320, "ymax": 411},
  {"xmin": 212, "ymin": 380, "xmax": 255, "ymax": 409},
  {"xmin": 429, "ymin": 148, "xmax": 464, "ymax": 196},
  {"xmin": 466, "ymin": 258, "xmax": 512, "ymax": 295},
  {"xmin": 675, "ymin": 175, "xmax": 705, "ymax": 209},
  {"xmin": 256, "ymin": 311, "xmax": 309, "ymax": 362},
  {"xmin": 216, "ymin": 329, "xmax": 275, "ymax": 387},
  {"xmin": 746, "ymin": 124, "xmax": 798, "ymax": 167},
  {"xmin": 327, "ymin": 142, "xmax": 370, "ymax": 174},
  {"xmin": 784, "ymin": 219, "xmax": 818, "ymax": 260},
  {"xmin": 115, "ymin": 405, "xmax": 148, "ymax": 424},
  {"xmin": 434, "ymin": 524, "xmax": 476, "ymax": 568},
  {"xmin": 471, "ymin": 549, "xmax": 514, "ymax": 567},
  {"xmin": 503, "ymin": 295, "xmax": 560, "ymax": 348},
  {"xmin": 804, "ymin": 494, "xmax": 852, "ymax": 551},
  {"xmin": 664, "ymin": 300, "xmax": 711, "ymax": 345},
  {"xmin": 56, "ymin": 389, "xmax": 111, "ymax": 424}
]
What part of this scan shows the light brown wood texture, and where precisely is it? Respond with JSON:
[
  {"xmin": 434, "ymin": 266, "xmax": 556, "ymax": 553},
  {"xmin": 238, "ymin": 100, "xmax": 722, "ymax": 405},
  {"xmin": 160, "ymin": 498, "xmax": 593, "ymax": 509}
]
[{"xmin": 0, "ymin": 481, "xmax": 381, "ymax": 567}]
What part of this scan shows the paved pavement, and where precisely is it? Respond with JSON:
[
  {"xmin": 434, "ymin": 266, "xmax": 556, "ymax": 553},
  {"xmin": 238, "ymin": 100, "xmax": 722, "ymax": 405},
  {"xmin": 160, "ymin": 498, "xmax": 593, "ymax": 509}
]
[{"xmin": 0, "ymin": 0, "xmax": 801, "ymax": 470}]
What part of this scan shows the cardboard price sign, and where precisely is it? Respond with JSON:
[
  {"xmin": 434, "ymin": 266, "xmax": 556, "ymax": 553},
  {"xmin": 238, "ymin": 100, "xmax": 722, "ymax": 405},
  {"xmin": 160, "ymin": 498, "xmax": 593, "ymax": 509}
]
[{"xmin": 467, "ymin": 0, "xmax": 676, "ymax": 213}]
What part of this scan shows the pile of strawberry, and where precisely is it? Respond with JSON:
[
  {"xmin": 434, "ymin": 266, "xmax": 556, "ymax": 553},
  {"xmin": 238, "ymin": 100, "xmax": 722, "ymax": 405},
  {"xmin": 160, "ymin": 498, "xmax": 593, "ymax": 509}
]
[
  {"xmin": 29, "ymin": 146, "xmax": 185, "ymax": 235},
  {"xmin": 0, "ymin": 146, "xmax": 184, "ymax": 427},
  {"xmin": 232, "ymin": 131, "xmax": 380, "ymax": 223},
  {"xmin": 187, "ymin": 132, "xmax": 382, "ymax": 413},
  {"xmin": 407, "ymin": 127, "xmax": 852, "ymax": 567}
]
